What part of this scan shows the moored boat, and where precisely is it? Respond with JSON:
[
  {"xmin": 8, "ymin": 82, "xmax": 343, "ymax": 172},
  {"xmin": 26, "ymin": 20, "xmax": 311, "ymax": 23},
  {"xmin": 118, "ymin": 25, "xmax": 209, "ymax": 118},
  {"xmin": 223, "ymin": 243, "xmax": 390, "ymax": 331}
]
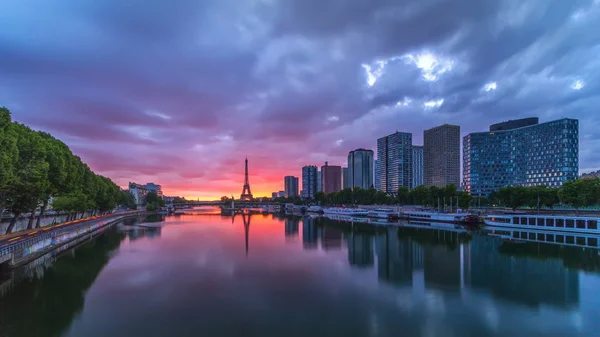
[
  {"xmin": 484, "ymin": 214, "xmax": 600, "ymax": 235},
  {"xmin": 323, "ymin": 207, "xmax": 369, "ymax": 216},
  {"xmin": 306, "ymin": 206, "xmax": 324, "ymax": 213},
  {"xmin": 367, "ymin": 208, "xmax": 399, "ymax": 220},
  {"xmin": 402, "ymin": 211, "xmax": 477, "ymax": 224}
]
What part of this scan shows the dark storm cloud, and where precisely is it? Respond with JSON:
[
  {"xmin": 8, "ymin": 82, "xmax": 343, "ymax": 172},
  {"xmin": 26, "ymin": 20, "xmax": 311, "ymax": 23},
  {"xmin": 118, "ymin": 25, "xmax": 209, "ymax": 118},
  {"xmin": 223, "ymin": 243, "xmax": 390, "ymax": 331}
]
[{"xmin": 1, "ymin": 0, "xmax": 599, "ymax": 197}]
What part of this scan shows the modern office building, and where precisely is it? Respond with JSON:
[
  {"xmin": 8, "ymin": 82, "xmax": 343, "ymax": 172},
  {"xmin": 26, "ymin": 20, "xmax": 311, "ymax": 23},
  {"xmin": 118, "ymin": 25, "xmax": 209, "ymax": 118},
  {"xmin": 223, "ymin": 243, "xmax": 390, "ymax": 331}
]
[
  {"xmin": 463, "ymin": 118, "xmax": 579, "ymax": 196},
  {"xmin": 424, "ymin": 124, "xmax": 460, "ymax": 187},
  {"xmin": 374, "ymin": 159, "xmax": 380, "ymax": 191},
  {"xmin": 301, "ymin": 165, "xmax": 318, "ymax": 199},
  {"xmin": 145, "ymin": 182, "xmax": 163, "ymax": 197},
  {"xmin": 376, "ymin": 132, "xmax": 413, "ymax": 193},
  {"xmin": 317, "ymin": 170, "xmax": 322, "ymax": 192},
  {"xmin": 347, "ymin": 149, "xmax": 374, "ymax": 189},
  {"xmin": 412, "ymin": 146, "xmax": 424, "ymax": 188},
  {"xmin": 284, "ymin": 176, "xmax": 299, "ymax": 197},
  {"xmin": 343, "ymin": 167, "xmax": 351, "ymax": 189},
  {"xmin": 321, "ymin": 162, "xmax": 342, "ymax": 194},
  {"xmin": 128, "ymin": 182, "xmax": 148, "ymax": 207}
]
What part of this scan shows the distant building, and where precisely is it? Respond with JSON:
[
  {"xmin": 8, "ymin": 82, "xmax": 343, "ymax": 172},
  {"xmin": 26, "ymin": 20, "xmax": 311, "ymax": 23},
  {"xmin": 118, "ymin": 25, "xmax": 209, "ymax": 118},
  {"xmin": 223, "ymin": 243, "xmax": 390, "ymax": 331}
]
[
  {"xmin": 424, "ymin": 124, "xmax": 460, "ymax": 187},
  {"xmin": 343, "ymin": 167, "xmax": 351, "ymax": 189},
  {"xmin": 317, "ymin": 170, "xmax": 322, "ymax": 193},
  {"xmin": 277, "ymin": 191, "xmax": 285, "ymax": 198},
  {"xmin": 284, "ymin": 176, "xmax": 299, "ymax": 197},
  {"xmin": 412, "ymin": 146, "xmax": 424, "ymax": 188},
  {"xmin": 347, "ymin": 149, "xmax": 374, "ymax": 189},
  {"xmin": 374, "ymin": 159, "xmax": 380, "ymax": 191},
  {"xmin": 321, "ymin": 162, "xmax": 342, "ymax": 194},
  {"xmin": 128, "ymin": 182, "xmax": 148, "ymax": 206},
  {"xmin": 463, "ymin": 118, "xmax": 579, "ymax": 196},
  {"xmin": 377, "ymin": 132, "xmax": 413, "ymax": 193},
  {"xmin": 302, "ymin": 166, "xmax": 318, "ymax": 199},
  {"xmin": 145, "ymin": 182, "xmax": 163, "ymax": 197},
  {"xmin": 272, "ymin": 192, "xmax": 278, "ymax": 199},
  {"xmin": 581, "ymin": 170, "xmax": 600, "ymax": 179}
]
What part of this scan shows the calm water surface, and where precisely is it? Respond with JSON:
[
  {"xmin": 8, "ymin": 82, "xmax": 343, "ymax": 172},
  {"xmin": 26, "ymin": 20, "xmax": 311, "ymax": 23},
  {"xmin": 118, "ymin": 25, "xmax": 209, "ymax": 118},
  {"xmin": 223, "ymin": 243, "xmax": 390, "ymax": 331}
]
[{"xmin": 2, "ymin": 209, "xmax": 600, "ymax": 337}]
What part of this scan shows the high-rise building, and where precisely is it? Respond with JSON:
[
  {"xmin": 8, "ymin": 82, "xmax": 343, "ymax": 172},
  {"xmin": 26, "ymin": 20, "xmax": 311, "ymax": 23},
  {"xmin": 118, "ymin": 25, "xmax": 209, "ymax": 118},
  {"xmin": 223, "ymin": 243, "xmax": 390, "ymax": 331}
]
[
  {"xmin": 347, "ymin": 149, "xmax": 374, "ymax": 189},
  {"xmin": 317, "ymin": 170, "xmax": 322, "ymax": 193},
  {"xmin": 343, "ymin": 167, "xmax": 351, "ymax": 189},
  {"xmin": 145, "ymin": 182, "xmax": 163, "ymax": 197},
  {"xmin": 321, "ymin": 162, "xmax": 342, "ymax": 194},
  {"xmin": 424, "ymin": 124, "xmax": 460, "ymax": 187},
  {"xmin": 374, "ymin": 159, "xmax": 380, "ymax": 191},
  {"xmin": 284, "ymin": 176, "xmax": 299, "ymax": 197},
  {"xmin": 412, "ymin": 146, "xmax": 424, "ymax": 188},
  {"xmin": 376, "ymin": 132, "xmax": 413, "ymax": 193},
  {"xmin": 463, "ymin": 118, "xmax": 579, "ymax": 196},
  {"xmin": 301, "ymin": 166, "xmax": 318, "ymax": 199}
]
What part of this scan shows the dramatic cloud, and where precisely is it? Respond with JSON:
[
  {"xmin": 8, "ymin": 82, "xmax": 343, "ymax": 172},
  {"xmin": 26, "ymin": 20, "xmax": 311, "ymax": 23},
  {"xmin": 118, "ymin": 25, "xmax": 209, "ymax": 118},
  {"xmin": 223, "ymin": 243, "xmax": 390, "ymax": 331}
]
[{"xmin": 1, "ymin": 0, "xmax": 599, "ymax": 198}]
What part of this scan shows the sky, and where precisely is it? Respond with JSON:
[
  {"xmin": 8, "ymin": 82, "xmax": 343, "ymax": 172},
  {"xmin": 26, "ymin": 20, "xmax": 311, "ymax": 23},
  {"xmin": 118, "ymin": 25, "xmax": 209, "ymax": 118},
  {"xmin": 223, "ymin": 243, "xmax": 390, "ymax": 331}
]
[{"xmin": 1, "ymin": 0, "xmax": 600, "ymax": 200}]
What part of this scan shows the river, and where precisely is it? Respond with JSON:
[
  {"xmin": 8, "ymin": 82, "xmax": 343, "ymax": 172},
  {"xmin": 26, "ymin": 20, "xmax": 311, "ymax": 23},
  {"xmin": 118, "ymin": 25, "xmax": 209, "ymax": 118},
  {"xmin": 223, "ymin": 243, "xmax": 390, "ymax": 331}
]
[{"xmin": 2, "ymin": 207, "xmax": 600, "ymax": 337}]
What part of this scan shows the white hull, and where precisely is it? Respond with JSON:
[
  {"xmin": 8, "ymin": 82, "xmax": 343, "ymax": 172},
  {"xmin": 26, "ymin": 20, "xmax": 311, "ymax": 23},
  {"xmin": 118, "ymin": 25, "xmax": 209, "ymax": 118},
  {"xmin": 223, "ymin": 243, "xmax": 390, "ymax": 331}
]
[
  {"xmin": 323, "ymin": 208, "xmax": 368, "ymax": 216},
  {"xmin": 403, "ymin": 212, "xmax": 471, "ymax": 223},
  {"xmin": 484, "ymin": 220, "xmax": 600, "ymax": 235},
  {"xmin": 367, "ymin": 211, "xmax": 399, "ymax": 219}
]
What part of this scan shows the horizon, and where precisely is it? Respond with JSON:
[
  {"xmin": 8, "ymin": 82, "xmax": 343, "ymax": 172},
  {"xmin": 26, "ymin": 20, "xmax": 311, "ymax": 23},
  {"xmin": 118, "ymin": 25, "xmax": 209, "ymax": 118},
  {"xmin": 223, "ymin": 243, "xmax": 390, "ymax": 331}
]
[{"xmin": 2, "ymin": 0, "xmax": 599, "ymax": 200}]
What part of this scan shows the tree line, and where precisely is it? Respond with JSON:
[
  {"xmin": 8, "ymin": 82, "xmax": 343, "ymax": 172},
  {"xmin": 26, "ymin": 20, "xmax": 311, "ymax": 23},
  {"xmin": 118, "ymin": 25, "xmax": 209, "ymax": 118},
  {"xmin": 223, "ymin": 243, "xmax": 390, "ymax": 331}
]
[
  {"xmin": 0, "ymin": 107, "xmax": 132, "ymax": 234},
  {"xmin": 490, "ymin": 178, "xmax": 600, "ymax": 211}
]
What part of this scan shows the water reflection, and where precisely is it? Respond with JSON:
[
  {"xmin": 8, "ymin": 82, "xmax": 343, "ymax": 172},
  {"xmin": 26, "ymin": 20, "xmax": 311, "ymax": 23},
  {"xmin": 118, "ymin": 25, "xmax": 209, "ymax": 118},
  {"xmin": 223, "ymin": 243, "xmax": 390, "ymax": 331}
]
[{"xmin": 1, "ymin": 213, "xmax": 600, "ymax": 337}]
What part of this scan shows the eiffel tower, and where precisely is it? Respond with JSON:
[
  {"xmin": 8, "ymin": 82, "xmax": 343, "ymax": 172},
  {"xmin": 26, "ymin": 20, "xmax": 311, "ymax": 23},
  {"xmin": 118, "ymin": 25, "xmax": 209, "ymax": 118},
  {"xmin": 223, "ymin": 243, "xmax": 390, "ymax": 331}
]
[{"xmin": 240, "ymin": 157, "xmax": 253, "ymax": 200}]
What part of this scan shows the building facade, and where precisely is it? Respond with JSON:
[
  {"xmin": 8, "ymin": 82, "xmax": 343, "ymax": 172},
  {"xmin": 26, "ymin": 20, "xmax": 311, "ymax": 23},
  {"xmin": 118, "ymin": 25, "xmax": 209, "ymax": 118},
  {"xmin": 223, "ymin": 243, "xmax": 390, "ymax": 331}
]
[
  {"xmin": 284, "ymin": 176, "xmax": 299, "ymax": 197},
  {"xmin": 343, "ymin": 167, "xmax": 351, "ymax": 190},
  {"xmin": 412, "ymin": 146, "xmax": 424, "ymax": 188},
  {"xmin": 301, "ymin": 166, "xmax": 318, "ymax": 199},
  {"xmin": 463, "ymin": 118, "xmax": 579, "ymax": 196},
  {"xmin": 347, "ymin": 149, "xmax": 374, "ymax": 190},
  {"xmin": 128, "ymin": 182, "xmax": 148, "ymax": 207},
  {"xmin": 374, "ymin": 159, "xmax": 380, "ymax": 191},
  {"xmin": 424, "ymin": 124, "xmax": 460, "ymax": 187},
  {"xmin": 581, "ymin": 170, "xmax": 600, "ymax": 179},
  {"xmin": 321, "ymin": 162, "xmax": 342, "ymax": 194},
  {"xmin": 317, "ymin": 170, "xmax": 322, "ymax": 193},
  {"xmin": 145, "ymin": 183, "xmax": 163, "ymax": 197},
  {"xmin": 376, "ymin": 132, "xmax": 413, "ymax": 193}
]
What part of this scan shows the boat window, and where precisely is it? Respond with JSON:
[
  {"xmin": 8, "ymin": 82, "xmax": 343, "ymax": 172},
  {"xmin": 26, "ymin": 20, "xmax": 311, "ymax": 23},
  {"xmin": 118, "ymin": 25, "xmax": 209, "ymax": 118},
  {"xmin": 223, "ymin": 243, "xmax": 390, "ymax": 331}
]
[
  {"xmin": 513, "ymin": 232, "xmax": 519, "ymax": 238},
  {"xmin": 566, "ymin": 236, "xmax": 575, "ymax": 244},
  {"xmin": 589, "ymin": 220, "xmax": 598, "ymax": 230},
  {"xmin": 577, "ymin": 220, "xmax": 586, "ymax": 229},
  {"xmin": 521, "ymin": 217, "xmax": 527, "ymax": 224},
  {"xmin": 546, "ymin": 219, "xmax": 554, "ymax": 226},
  {"xmin": 529, "ymin": 233, "xmax": 536, "ymax": 240},
  {"xmin": 513, "ymin": 217, "xmax": 520, "ymax": 224},
  {"xmin": 566, "ymin": 219, "xmax": 575, "ymax": 228},
  {"xmin": 528, "ymin": 218, "xmax": 536, "ymax": 226},
  {"xmin": 537, "ymin": 218, "xmax": 544, "ymax": 226},
  {"xmin": 546, "ymin": 234, "xmax": 554, "ymax": 242},
  {"xmin": 556, "ymin": 235, "xmax": 565, "ymax": 243},
  {"xmin": 577, "ymin": 237, "xmax": 586, "ymax": 246},
  {"xmin": 521, "ymin": 232, "xmax": 527, "ymax": 239},
  {"xmin": 557, "ymin": 219, "xmax": 564, "ymax": 227},
  {"xmin": 537, "ymin": 233, "xmax": 544, "ymax": 240},
  {"xmin": 589, "ymin": 238, "xmax": 598, "ymax": 246}
]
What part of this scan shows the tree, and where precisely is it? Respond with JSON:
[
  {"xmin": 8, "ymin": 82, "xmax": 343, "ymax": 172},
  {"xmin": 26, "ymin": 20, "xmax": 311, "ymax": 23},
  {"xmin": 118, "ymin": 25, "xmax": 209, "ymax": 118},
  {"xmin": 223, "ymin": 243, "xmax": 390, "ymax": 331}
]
[
  {"xmin": 397, "ymin": 187, "xmax": 409, "ymax": 205},
  {"xmin": 409, "ymin": 186, "xmax": 428, "ymax": 206},
  {"xmin": 558, "ymin": 179, "xmax": 599, "ymax": 213},
  {"xmin": 119, "ymin": 190, "xmax": 137, "ymax": 210},
  {"xmin": 0, "ymin": 107, "xmax": 18, "ymax": 218},
  {"xmin": 315, "ymin": 192, "xmax": 326, "ymax": 205}
]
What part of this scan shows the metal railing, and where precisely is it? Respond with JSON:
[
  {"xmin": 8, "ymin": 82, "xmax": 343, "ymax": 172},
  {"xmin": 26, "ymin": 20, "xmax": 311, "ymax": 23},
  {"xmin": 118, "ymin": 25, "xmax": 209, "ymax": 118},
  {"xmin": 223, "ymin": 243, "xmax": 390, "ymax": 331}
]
[{"xmin": 0, "ymin": 211, "xmax": 144, "ymax": 260}]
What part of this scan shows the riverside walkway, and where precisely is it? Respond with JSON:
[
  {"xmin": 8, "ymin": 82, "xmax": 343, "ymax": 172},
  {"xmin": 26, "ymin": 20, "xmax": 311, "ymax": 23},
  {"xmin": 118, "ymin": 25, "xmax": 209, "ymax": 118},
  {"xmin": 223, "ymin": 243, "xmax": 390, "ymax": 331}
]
[{"xmin": 0, "ymin": 210, "xmax": 145, "ymax": 269}]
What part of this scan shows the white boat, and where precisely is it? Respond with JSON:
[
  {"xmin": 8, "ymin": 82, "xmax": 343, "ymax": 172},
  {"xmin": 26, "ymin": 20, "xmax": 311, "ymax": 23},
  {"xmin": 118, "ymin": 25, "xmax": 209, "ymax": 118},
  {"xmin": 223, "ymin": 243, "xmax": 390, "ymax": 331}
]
[
  {"xmin": 322, "ymin": 207, "xmax": 369, "ymax": 216},
  {"xmin": 306, "ymin": 206, "xmax": 323, "ymax": 213},
  {"xmin": 484, "ymin": 214, "xmax": 600, "ymax": 235},
  {"xmin": 402, "ymin": 211, "xmax": 477, "ymax": 223},
  {"xmin": 367, "ymin": 208, "xmax": 399, "ymax": 219},
  {"xmin": 324, "ymin": 214, "xmax": 358, "ymax": 222}
]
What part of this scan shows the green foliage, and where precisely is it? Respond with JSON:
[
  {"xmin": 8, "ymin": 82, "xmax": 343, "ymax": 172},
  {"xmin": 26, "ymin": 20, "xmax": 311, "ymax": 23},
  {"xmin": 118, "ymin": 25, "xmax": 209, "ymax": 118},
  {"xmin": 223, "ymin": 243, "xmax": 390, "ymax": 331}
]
[
  {"xmin": 1, "ymin": 107, "xmax": 123, "ymax": 233},
  {"xmin": 558, "ymin": 179, "xmax": 600, "ymax": 210},
  {"xmin": 146, "ymin": 191, "xmax": 165, "ymax": 207}
]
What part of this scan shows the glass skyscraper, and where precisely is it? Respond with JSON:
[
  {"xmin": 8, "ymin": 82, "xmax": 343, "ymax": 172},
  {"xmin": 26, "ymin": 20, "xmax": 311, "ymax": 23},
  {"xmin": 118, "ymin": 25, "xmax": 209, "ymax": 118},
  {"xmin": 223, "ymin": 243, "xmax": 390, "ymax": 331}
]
[
  {"xmin": 463, "ymin": 118, "xmax": 579, "ymax": 196},
  {"xmin": 301, "ymin": 166, "xmax": 318, "ymax": 199},
  {"xmin": 412, "ymin": 146, "xmax": 424, "ymax": 188},
  {"xmin": 347, "ymin": 148, "xmax": 374, "ymax": 189},
  {"xmin": 377, "ymin": 132, "xmax": 413, "ymax": 193}
]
